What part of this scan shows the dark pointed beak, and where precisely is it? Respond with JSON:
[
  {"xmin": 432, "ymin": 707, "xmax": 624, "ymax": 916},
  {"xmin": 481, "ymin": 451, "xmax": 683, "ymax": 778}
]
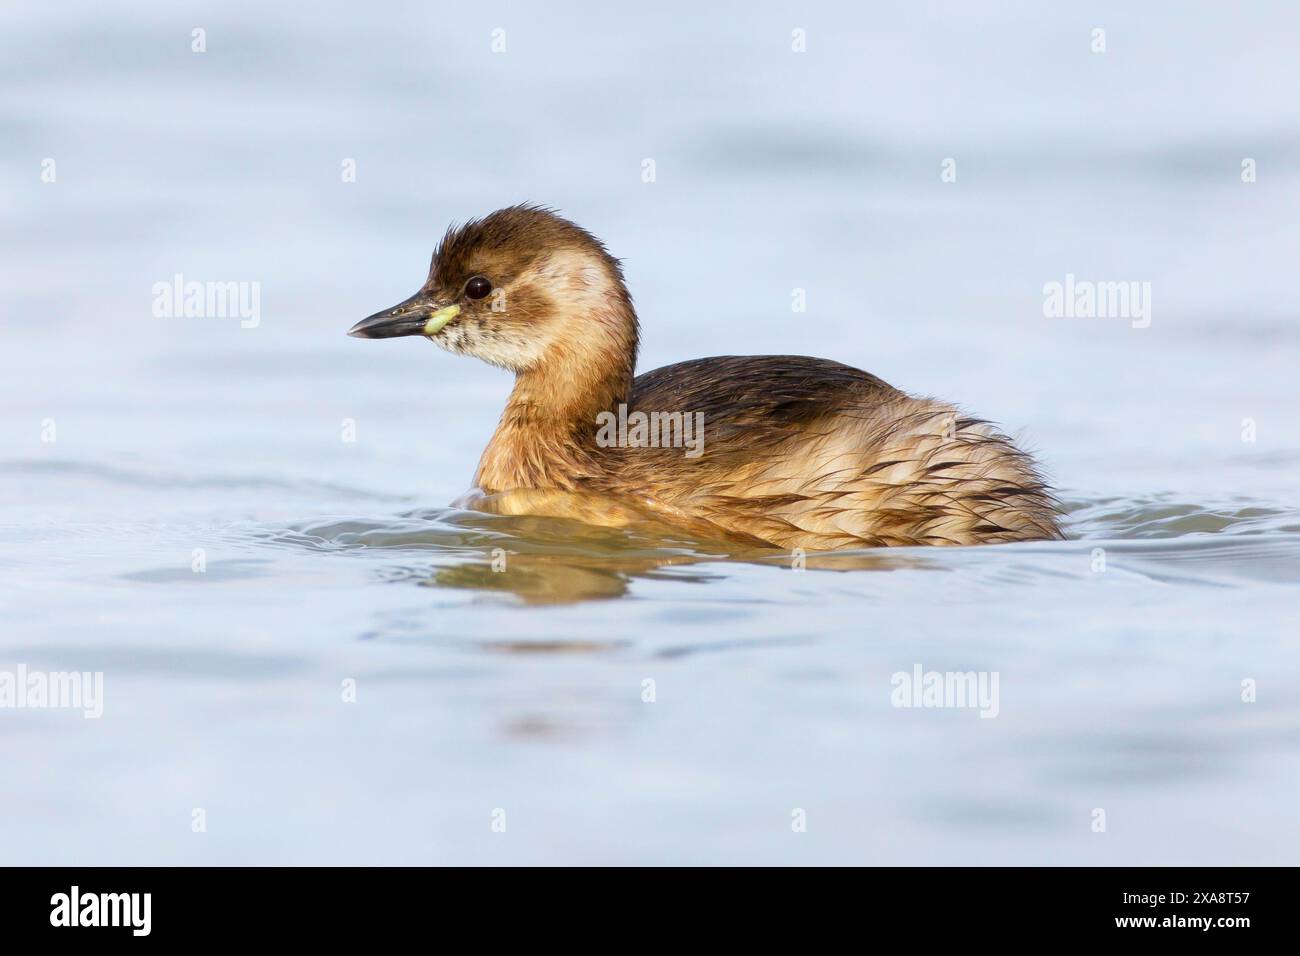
[{"xmin": 348, "ymin": 291, "xmax": 460, "ymax": 339}]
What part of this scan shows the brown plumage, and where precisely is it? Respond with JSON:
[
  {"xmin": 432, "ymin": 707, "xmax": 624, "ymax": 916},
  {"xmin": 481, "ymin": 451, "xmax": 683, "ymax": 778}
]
[{"xmin": 350, "ymin": 205, "xmax": 1063, "ymax": 550}]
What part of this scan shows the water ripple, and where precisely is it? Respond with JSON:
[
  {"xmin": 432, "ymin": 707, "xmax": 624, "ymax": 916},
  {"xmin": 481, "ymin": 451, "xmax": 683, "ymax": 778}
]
[{"xmin": 218, "ymin": 489, "xmax": 1300, "ymax": 603}]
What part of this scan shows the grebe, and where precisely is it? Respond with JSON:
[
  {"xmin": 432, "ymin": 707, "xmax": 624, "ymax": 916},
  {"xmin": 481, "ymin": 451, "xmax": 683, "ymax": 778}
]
[{"xmin": 349, "ymin": 206, "xmax": 1062, "ymax": 549}]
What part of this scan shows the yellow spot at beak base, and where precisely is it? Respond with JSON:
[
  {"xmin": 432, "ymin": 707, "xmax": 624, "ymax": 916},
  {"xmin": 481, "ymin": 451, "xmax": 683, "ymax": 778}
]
[{"xmin": 424, "ymin": 304, "xmax": 461, "ymax": 336}]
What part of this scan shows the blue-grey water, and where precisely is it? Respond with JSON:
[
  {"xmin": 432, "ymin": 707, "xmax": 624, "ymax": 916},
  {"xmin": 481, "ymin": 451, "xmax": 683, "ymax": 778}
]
[{"xmin": 2, "ymin": 1, "xmax": 1299, "ymax": 864}]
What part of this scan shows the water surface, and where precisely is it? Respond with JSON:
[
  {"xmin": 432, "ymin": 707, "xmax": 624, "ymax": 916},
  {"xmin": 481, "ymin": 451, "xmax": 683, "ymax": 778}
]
[{"xmin": 2, "ymin": 1, "xmax": 1298, "ymax": 864}]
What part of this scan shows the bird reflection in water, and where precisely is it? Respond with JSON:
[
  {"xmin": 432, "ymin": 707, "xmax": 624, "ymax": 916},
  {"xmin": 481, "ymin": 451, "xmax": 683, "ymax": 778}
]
[{"xmin": 405, "ymin": 488, "xmax": 931, "ymax": 605}]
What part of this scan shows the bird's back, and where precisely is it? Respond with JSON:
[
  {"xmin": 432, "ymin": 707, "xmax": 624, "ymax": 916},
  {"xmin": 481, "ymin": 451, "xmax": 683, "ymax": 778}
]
[{"xmin": 604, "ymin": 355, "xmax": 1063, "ymax": 548}]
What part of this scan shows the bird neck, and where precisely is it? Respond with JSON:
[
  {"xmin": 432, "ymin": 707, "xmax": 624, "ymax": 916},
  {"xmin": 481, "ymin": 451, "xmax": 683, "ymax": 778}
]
[{"xmin": 474, "ymin": 291, "xmax": 639, "ymax": 492}]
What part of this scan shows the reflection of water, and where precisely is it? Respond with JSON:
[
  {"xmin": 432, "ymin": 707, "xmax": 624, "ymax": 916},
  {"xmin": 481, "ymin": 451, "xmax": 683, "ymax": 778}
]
[
  {"xmin": 255, "ymin": 489, "xmax": 932, "ymax": 604},
  {"xmin": 421, "ymin": 552, "xmax": 690, "ymax": 604},
  {"xmin": 236, "ymin": 489, "xmax": 1300, "ymax": 605}
]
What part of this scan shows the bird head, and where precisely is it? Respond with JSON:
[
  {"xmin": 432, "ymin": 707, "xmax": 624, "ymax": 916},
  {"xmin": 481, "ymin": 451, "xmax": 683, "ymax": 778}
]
[{"xmin": 349, "ymin": 205, "xmax": 634, "ymax": 375}]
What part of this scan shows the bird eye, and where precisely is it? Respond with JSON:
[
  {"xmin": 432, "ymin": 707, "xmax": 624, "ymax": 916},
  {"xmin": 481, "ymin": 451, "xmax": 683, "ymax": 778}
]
[{"xmin": 465, "ymin": 276, "xmax": 492, "ymax": 300}]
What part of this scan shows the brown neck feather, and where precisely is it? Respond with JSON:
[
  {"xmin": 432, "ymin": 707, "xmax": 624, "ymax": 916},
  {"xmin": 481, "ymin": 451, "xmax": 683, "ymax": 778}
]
[{"xmin": 474, "ymin": 289, "xmax": 638, "ymax": 492}]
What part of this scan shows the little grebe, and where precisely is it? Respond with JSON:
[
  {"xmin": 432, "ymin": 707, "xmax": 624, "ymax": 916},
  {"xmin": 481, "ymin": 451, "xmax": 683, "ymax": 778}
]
[{"xmin": 349, "ymin": 205, "xmax": 1062, "ymax": 549}]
